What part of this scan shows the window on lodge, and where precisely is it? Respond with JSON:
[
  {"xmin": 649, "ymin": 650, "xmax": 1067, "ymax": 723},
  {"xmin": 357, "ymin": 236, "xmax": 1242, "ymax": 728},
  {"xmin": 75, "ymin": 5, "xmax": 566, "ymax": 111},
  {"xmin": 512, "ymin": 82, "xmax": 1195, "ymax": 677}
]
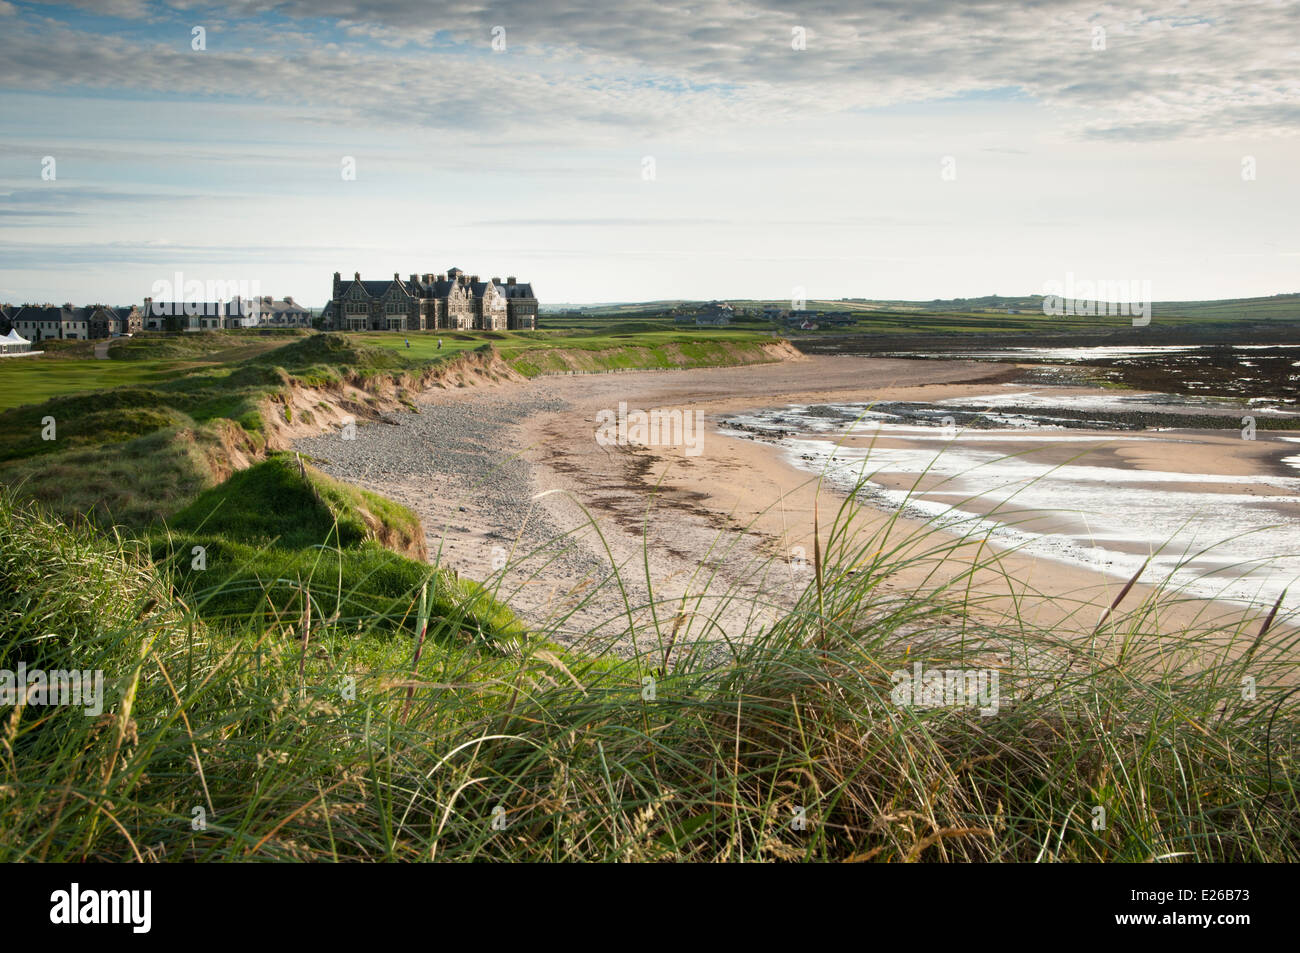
[
  {"xmin": 386, "ymin": 317, "xmax": 404, "ymax": 331},
  {"xmin": 347, "ymin": 317, "xmax": 367, "ymax": 331}
]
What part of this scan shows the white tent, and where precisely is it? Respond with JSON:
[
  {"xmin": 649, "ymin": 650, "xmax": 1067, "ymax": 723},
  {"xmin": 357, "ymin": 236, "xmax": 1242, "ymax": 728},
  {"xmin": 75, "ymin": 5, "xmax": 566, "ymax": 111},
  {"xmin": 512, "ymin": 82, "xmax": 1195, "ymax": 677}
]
[{"xmin": 0, "ymin": 329, "xmax": 31, "ymax": 355}]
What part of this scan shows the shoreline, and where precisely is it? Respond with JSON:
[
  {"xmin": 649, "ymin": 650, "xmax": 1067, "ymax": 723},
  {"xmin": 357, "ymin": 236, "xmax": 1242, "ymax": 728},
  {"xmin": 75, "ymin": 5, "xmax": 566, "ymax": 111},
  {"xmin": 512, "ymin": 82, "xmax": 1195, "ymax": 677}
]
[{"xmin": 294, "ymin": 354, "xmax": 1297, "ymax": 651}]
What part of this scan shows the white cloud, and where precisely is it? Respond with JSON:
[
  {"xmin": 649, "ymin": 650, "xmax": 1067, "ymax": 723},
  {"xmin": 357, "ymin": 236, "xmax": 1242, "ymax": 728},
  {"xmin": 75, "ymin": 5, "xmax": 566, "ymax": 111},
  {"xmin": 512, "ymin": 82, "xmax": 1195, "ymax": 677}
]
[{"xmin": 3, "ymin": 1, "xmax": 1298, "ymax": 142}]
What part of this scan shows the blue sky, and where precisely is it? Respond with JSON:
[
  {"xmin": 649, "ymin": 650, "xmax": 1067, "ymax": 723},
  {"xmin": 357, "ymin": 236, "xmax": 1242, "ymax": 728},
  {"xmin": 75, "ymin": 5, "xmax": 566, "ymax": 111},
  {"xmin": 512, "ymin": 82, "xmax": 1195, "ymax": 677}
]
[{"xmin": 1, "ymin": 0, "xmax": 1298, "ymax": 306}]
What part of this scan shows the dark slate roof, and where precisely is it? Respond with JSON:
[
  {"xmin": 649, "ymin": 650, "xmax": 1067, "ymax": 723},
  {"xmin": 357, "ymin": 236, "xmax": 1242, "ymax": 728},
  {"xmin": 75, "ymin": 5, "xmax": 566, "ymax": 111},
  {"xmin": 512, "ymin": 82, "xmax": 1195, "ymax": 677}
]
[
  {"xmin": 351, "ymin": 279, "xmax": 409, "ymax": 298},
  {"xmin": 14, "ymin": 306, "xmax": 89, "ymax": 322},
  {"xmin": 337, "ymin": 272, "xmax": 533, "ymax": 302}
]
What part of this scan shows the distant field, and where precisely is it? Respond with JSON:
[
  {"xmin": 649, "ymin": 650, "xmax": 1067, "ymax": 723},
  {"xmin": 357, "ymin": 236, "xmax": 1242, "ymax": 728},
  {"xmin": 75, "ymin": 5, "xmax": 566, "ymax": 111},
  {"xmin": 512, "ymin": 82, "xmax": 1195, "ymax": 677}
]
[
  {"xmin": 552, "ymin": 293, "xmax": 1300, "ymax": 329},
  {"xmin": 0, "ymin": 331, "xmax": 307, "ymax": 411},
  {"xmin": 0, "ymin": 357, "xmax": 186, "ymax": 411}
]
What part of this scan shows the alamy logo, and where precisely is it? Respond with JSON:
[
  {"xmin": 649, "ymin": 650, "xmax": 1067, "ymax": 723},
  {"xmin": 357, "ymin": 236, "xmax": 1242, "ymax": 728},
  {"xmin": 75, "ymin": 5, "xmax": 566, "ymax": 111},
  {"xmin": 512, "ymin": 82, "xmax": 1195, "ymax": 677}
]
[
  {"xmin": 149, "ymin": 272, "xmax": 263, "ymax": 317},
  {"xmin": 891, "ymin": 662, "xmax": 999, "ymax": 716},
  {"xmin": 49, "ymin": 883, "xmax": 151, "ymax": 933},
  {"xmin": 0, "ymin": 664, "xmax": 103, "ymax": 715},
  {"xmin": 1042, "ymin": 273, "xmax": 1151, "ymax": 327},
  {"xmin": 594, "ymin": 402, "xmax": 704, "ymax": 456}
]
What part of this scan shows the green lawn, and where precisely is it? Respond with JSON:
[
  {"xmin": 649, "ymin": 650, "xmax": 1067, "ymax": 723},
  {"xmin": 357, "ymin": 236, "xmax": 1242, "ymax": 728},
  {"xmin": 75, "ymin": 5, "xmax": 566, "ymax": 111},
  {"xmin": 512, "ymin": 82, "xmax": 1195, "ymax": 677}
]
[
  {"xmin": 0, "ymin": 356, "xmax": 188, "ymax": 411},
  {"xmin": 0, "ymin": 331, "xmax": 309, "ymax": 412}
]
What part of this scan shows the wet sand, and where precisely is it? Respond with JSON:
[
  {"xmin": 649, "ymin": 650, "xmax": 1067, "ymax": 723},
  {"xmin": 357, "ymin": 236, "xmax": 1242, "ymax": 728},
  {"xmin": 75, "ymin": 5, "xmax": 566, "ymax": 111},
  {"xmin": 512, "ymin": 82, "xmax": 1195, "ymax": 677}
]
[{"xmin": 297, "ymin": 354, "xmax": 1297, "ymax": 653}]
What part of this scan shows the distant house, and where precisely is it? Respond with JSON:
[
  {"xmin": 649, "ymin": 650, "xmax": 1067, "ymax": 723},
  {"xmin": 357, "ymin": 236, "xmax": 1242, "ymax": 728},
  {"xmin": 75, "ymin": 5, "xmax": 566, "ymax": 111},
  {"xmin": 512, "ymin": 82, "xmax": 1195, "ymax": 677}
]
[
  {"xmin": 142, "ymin": 298, "xmax": 226, "ymax": 332},
  {"xmin": 10, "ymin": 304, "xmax": 91, "ymax": 341},
  {"xmin": 271, "ymin": 296, "xmax": 312, "ymax": 327},
  {"xmin": 228, "ymin": 295, "xmax": 312, "ymax": 328},
  {"xmin": 87, "ymin": 304, "xmax": 142, "ymax": 338},
  {"xmin": 498, "ymin": 279, "xmax": 539, "ymax": 330},
  {"xmin": 112, "ymin": 305, "xmax": 144, "ymax": 336},
  {"xmin": 325, "ymin": 268, "xmax": 537, "ymax": 332},
  {"xmin": 695, "ymin": 301, "xmax": 733, "ymax": 326},
  {"xmin": 9, "ymin": 303, "xmax": 141, "ymax": 340},
  {"xmin": 0, "ymin": 305, "xmax": 14, "ymax": 334}
]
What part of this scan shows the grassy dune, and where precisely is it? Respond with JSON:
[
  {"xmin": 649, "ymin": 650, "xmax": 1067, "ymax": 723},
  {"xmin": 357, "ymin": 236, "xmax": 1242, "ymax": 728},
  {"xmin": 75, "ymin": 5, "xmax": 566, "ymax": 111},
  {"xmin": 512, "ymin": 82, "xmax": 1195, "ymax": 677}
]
[
  {"xmin": 0, "ymin": 329, "xmax": 786, "ymax": 531},
  {"xmin": 1, "ymin": 477, "xmax": 1296, "ymax": 862},
  {"xmin": 150, "ymin": 457, "xmax": 521, "ymax": 641}
]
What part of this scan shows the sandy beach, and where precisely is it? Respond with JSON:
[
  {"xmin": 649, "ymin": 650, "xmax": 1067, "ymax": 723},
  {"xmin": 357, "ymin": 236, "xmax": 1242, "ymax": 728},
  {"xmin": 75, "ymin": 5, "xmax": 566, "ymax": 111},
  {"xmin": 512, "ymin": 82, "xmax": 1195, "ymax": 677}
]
[{"xmin": 294, "ymin": 353, "xmax": 1299, "ymax": 652}]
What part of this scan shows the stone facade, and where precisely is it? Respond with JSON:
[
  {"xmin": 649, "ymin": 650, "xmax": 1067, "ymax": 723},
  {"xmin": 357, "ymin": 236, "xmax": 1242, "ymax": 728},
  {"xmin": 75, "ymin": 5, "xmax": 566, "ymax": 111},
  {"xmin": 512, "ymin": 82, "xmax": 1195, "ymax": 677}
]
[
  {"xmin": 228, "ymin": 295, "xmax": 312, "ymax": 328},
  {"xmin": 326, "ymin": 267, "xmax": 538, "ymax": 332}
]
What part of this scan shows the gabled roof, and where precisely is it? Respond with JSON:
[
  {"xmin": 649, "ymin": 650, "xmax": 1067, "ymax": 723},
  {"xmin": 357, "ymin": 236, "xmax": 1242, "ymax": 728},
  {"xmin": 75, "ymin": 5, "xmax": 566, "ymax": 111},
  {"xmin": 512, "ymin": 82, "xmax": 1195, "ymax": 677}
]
[
  {"xmin": 13, "ymin": 305, "xmax": 90, "ymax": 322},
  {"xmin": 342, "ymin": 278, "xmax": 410, "ymax": 299},
  {"xmin": 335, "ymin": 271, "xmax": 534, "ymax": 303}
]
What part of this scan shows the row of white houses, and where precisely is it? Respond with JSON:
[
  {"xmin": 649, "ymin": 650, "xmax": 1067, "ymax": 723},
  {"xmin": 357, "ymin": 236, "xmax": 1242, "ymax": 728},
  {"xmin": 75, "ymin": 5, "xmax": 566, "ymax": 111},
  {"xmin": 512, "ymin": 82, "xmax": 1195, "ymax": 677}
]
[{"xmin": 0, "ymin": 296, "xmax": 313, "ymax": 340}]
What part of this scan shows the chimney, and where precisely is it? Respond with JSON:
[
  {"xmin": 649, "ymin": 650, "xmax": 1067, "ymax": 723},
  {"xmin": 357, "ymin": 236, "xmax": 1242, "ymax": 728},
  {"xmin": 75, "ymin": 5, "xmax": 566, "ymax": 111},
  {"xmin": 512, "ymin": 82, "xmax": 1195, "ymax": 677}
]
[
  {"xmin": 394, "ymin": 272, "xmax": 400, "ymax": 282},
  {"xmin": 333, "ymin": 271, "xmax": 340, "ymax": 281},
  {"xmin": 507, "ymin": 276, "xmax": 516, "ymax": 285},
  {"xmin": 470, "ymin": 275, "xmax": 479, "ymax": 283},
  {"xmin": 354, "ymin": 271, "xmax": 361, "ymax": 280},
  {"xmin": 492, "ymin": 277, "xmax": 501, "ymax": 284},
  {"xmin": 284, "ymin": 296, "xmax": 293, "ymax": 304}
]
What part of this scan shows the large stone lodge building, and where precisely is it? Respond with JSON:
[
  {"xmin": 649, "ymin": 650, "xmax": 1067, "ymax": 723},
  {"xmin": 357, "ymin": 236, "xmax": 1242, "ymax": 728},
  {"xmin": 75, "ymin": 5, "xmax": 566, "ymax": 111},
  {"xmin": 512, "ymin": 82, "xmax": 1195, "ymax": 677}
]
[{"xmin": 323, "ymin": 267, "xmax": 538, "ymax": 332}]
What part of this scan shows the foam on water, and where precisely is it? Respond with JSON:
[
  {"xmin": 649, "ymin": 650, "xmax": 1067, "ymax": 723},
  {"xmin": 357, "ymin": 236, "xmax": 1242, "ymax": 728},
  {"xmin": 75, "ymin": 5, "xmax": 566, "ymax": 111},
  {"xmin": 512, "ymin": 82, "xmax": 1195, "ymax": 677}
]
[{"xmin": 721, "ymin": 404, "xmax": 1300, "ymax": 612}]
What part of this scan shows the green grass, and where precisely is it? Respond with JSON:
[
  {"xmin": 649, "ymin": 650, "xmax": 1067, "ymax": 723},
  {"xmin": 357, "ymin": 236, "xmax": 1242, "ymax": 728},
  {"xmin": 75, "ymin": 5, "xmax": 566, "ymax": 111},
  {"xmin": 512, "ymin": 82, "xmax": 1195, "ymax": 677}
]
[
  {"xmin": 1, "ymin": 471, "xmax": 1295, "ymax": 863},
  {"xmin": 0, "ymin": 358, "xmax": 190, "ymax": 411},
  {"xmin": 0, "ymin": 329, "xmax": 784, "ymax": 536},
  {"xmin": 544, "ymin": 293, "xmax": 1300, "ymax": 342},
  {"xmin": 350, "ymin": 326, "xmax": 775, "ymax": 368},
  {"xmin": 151, "ymin": 456, "xmax": 522, "ymax": 639},
  {"xmin": 0, "ymin": 331, "xmax": 309, "ymax": 412},
  {"xmin": 166, "ymin": 456, "xmax": 422, "ymax": 552}
]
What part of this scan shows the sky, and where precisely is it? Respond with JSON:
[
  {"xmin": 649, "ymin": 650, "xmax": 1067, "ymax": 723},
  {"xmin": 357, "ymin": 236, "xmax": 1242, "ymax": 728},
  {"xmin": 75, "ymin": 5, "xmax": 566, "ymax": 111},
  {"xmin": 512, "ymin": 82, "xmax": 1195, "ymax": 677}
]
[{"xmin": 0, "ymin": 0, "xmax": 1298, "ymax": 307}]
